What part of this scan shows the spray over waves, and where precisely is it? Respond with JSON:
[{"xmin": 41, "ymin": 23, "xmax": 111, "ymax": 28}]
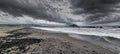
[
  {"xmin": 32, "ymin": 27, "xmax": 120, "ymax": 52},
  {"xmin": 32, "ymin": 27, "xmax": 120, "ymax": 38}
]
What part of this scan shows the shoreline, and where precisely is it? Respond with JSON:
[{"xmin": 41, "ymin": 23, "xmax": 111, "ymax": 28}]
[
  {"xmin": 28, "ymin": 28, "xmax": 118, "ymax": 54},
  {"xmin": 0, "ymin": 27, "xmax": 118, "ymax": 54},
  {"xmin": 32, "ymin": 27, "xmax": 120, "ymax": 52}
]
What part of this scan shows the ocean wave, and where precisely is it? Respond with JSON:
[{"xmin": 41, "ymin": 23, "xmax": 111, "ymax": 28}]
[
  {"xmin": 32, "ymin": 27, "xmax": 120, "ymax": 51},
  {"xmin": 32, "ymin": 27, "xmax": 120, "ymax": 39}
]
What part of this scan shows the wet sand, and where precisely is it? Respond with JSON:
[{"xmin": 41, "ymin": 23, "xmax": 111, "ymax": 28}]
[{"xmin": 0, "ymin": 27, "xmax": 118, "ymax": 54}]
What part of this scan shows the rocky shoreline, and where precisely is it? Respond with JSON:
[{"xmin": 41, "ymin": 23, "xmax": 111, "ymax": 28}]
[{"xmin": 0, "ymin": 27, "xmax": 118, "ymax": 54}]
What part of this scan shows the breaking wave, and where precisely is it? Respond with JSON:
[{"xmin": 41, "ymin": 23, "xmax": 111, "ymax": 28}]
[
  {"xmin": 32, "ymin": 27, "xmax": 120, "ymax": 52},
  {"xmin": 32, "ymin": 27, "xmax": 120, "ymax": 39}
]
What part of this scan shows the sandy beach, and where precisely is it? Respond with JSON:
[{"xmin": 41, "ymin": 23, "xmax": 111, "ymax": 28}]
[{"xmin": 0, "ymin": 27, "xmax": 118, "ymax": 54}]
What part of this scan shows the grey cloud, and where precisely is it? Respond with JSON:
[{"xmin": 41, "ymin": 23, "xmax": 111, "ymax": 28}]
[
  {"xmin": 1, "ymin": 0, "xmax": 120, "ymax": 25},
  {"xmin": 70, "ymin": 0, "xmax": 120, "ymax": 24},
  {"xmin": 0, "ymin": 0, "xmax": 65, "ymax": 23},
  {"xmin": 70, "ymin": 0, "xmax": 120, "ymax": 10}
]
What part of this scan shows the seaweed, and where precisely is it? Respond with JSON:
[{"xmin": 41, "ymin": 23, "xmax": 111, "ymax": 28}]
[{"xmin": 0, "ymin": 38, "xmax": 44, "ymax": 53}]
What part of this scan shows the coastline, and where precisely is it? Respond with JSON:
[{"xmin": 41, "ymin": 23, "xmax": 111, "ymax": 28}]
[{"xmin": 0, "ymin": 27, "xmax": 118, "ymax": 54}]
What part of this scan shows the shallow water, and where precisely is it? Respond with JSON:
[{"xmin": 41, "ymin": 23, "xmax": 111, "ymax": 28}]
[
  {"xmin": 32, "ymin": 27, "xmax": 120, "ymax": 38},
  {"xmin": 32, "ymin": 27, "xmax": 120, "ymax": 52}
]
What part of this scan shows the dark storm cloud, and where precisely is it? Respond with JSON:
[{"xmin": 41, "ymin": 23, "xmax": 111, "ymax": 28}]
[
  {"xmin": 0, "ymin": 0, "xmax": 65, "ymax": 23},
  {"xmin": 71, "ymin": 0, "xmax": 120, "ymax": 9},
  {"xmin": 1, "ymin": 0, "xmax": 120, "ymax": 25},
  {"xmin": 70, "ymin": 0, "xmax": 120, "ymax": 24}
]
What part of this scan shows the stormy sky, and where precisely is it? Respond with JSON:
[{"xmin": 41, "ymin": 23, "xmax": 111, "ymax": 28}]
[
  {"xmin": 0, "ymin": 0, "xmax": 120, "ymax": 26},
  {"xmin": 0, "ymin": 0, "xmax": 66, "ymax": 22},
  {"xmin": 70, "ymin": 0, "xmax": 120, "ymax": 25}
]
